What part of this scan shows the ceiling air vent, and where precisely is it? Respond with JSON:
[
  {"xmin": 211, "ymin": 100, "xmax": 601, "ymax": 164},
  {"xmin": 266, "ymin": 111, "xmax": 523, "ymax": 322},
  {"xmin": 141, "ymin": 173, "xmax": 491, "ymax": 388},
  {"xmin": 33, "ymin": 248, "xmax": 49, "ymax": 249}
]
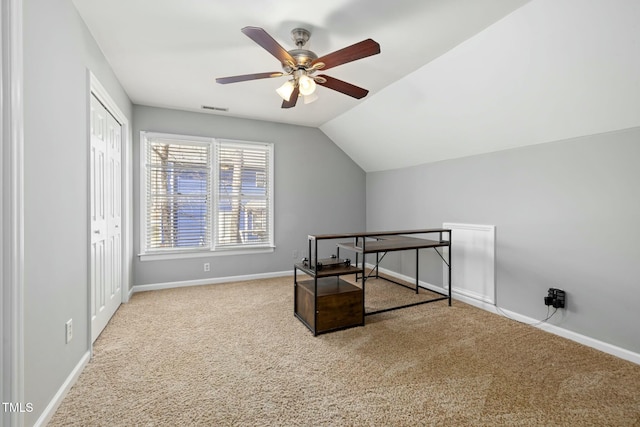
[{"xmin": 201, "ymin": 105, "xmax": 228, "ymax": 112}]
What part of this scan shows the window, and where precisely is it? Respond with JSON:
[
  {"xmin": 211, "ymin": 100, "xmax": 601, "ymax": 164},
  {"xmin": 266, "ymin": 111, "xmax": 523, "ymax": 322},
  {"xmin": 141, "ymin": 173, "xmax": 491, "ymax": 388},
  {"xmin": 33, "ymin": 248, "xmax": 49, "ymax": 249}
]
[
  {"xmin": 141, "ymin": 132, "xmax": 274, "ymax": 258},
  {"xmin": 145, "ymin": 137, "xmax": 211, "ymax": 250},
  {"xmin": 215, "ymin": 142, "xmax": 272, "ymax": 248}
]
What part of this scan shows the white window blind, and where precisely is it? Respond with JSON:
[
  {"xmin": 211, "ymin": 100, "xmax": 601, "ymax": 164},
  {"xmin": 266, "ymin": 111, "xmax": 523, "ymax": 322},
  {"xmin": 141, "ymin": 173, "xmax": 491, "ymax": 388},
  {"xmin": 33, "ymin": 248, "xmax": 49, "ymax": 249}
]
[
  {"xmin": 215, "ymin": 141, "xmax": 272, "ymax": 248},
  {"xmin": 141, "ymin": 132, "xmax": 274, "ymax": 257},
  {"xmin": 146, "ymin": 138, "xmax": 211, "ymax": 250}
]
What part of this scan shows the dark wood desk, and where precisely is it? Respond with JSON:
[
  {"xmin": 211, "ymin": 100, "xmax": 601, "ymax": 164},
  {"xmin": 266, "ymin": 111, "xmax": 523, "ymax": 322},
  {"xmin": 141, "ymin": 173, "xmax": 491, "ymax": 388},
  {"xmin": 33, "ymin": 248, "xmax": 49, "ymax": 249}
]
[
  {"xmin": 335, "ymin": 231, "xmax": 451, "ymax": 315},
  {"xmin": 294, "ymin": 229, "xmax": 452, "ymax": 335}
]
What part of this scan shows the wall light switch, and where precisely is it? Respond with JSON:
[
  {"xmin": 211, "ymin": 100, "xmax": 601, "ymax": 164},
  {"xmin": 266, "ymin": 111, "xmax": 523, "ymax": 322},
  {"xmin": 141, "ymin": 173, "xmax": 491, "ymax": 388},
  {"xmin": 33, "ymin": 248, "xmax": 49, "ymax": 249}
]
[{"xmin": 65, "ymin": 319, "xmax": 73, "ymax": 343}]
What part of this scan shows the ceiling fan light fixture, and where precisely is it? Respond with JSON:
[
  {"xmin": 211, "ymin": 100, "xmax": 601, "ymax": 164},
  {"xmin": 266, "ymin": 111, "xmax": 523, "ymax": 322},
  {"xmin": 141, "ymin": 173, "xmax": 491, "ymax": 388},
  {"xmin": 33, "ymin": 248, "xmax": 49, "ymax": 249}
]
[
  {"xmin": 303, "ymin": 92, "xmax": 318, "ymax": 104},
  {"xmin": 298, "ymin": 74, "xmax": 317, "ymax": 96},
  {"xmin": 276, "ymin": 80, "xmax": 295, "ymax": 101}
]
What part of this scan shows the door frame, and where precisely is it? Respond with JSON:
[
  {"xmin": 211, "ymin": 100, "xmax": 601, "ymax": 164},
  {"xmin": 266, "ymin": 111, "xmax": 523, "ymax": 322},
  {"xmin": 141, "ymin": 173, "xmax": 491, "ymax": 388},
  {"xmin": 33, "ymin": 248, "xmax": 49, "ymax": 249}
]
[
  {"xmin": 88, "ymin": 72, "xmax": 131, "ymax": 348},
  {"xmin": 1, "ymin": 0, "xmax": 25, "ymax": 425}
]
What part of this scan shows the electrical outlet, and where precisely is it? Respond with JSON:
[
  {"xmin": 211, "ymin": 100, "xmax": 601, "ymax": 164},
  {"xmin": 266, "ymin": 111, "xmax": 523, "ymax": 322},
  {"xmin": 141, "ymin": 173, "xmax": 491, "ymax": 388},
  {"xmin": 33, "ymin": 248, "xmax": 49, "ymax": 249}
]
[
  {"xmin": 65, "ymin": 319, "xmax": 73, "ymax": 343},
  {"xmin": 544, "ymin": 288, "xmax": 566, "ymax": 309},
  {"xmin": 204, "ymin": 262, "xmax": 210, "ymax": 272}
]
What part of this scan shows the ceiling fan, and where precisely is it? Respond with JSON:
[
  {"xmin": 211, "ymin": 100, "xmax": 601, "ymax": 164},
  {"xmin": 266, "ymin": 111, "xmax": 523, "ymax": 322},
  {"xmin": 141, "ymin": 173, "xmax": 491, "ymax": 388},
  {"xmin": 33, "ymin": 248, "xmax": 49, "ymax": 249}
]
[{"xmin": 216, "ymin": 27, "xmax": 381, "ymax": 108}]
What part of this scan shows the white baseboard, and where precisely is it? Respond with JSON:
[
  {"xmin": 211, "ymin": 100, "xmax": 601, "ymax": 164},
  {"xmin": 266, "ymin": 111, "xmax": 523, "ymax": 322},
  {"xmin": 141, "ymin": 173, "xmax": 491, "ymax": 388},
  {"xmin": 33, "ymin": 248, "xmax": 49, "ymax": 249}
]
[
  {"xmin": 367, "ymin": 264, "xmax": 640, "ymax": 366},
  {"xmin": 131, "ymin": 270, "xmax": 293, "ymax": 294},
  {"xmin": 455, "ymin": 292, "xmax": 640, "ymax": 366},
  {"xmin": 34, "ymin": 351, "xmax": 90, "ymax": 427}
]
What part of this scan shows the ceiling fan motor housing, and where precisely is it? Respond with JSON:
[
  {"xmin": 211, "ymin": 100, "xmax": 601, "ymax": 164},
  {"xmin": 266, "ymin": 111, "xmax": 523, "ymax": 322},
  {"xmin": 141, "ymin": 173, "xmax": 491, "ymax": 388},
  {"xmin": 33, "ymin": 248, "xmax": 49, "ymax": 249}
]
[
  {"xmin": 284, "ymin": 28, "xmax": 318, "ymax": 71},
  {"xmin": 287, "ymin": 48, "xmax": 318, "ymax": 69}
]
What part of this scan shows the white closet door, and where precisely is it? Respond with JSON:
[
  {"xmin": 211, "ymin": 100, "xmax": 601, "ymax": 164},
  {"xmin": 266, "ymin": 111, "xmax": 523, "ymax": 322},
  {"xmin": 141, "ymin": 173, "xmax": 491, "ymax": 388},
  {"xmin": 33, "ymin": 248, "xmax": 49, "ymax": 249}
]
[
  {"xmin": 90, "ymin": 94, "xmax": 122, "ymax": 342},
  {"xmin": 105, "ymin": 111, "xmax": 122, "ymax": 323}
]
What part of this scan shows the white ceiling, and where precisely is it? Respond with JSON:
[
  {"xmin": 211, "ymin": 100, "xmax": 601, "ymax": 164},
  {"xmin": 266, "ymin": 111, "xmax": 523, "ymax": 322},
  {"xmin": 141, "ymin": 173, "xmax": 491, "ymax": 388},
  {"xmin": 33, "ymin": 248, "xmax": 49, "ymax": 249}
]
[
  {"xmin": 71, "ymin": 0, "xmax": 530, "ymax": 128},
  {"xmin": 72, "ymin": 0, "xmax": 640, "ymax": 172},
  {"xmin": 322, "ymin": 0, "xmax": 640, "ymax": 171}
]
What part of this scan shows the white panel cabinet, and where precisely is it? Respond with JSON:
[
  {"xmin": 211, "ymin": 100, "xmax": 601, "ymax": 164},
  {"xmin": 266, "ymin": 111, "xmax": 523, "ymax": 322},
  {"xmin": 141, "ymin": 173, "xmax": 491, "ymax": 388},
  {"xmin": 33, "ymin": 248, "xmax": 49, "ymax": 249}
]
[{"xmin": 443, "ymin": 223, "xmax": 495, "ymax": 304}]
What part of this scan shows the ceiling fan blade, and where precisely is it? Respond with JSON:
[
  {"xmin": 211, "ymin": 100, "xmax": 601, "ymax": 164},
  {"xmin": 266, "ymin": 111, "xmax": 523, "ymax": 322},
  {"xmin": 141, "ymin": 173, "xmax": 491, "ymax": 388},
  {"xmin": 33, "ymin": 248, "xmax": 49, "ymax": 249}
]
[
  {"xmin": 241, "ymin": 26, "xmax": 296, "ymax": 66},
  {"xmin": 316, "ymin": 75, "xmax": 369, "ymax": 99},
  {"xmin": 281, "ymin": 86, "xmax": 300, "ymax": 109},
  {"xmin": 216, "ymin": 72, "xmax": 284, "ymax": 84},
  {"xmin": 311, "ymin": 39, "xmax": 380, "ymax": 71}
]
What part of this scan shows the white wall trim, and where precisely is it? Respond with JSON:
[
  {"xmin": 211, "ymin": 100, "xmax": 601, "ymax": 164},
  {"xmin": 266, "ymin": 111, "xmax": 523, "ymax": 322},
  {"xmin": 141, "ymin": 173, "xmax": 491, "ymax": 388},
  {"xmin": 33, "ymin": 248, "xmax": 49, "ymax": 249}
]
[
  {"xmin": 1, "ymin": 1, "xmax": 25, "ymax": 426},
  {"xmin": 32, "ymin": 351, "xmax": 90, "ymax": 427},
  {"xmin": 371, "ymin": 265, "xmax": 640, "ymax": 366},
  {"xmin": 132, "ymin": 270, "xmax": 293, "ymax": 294}
]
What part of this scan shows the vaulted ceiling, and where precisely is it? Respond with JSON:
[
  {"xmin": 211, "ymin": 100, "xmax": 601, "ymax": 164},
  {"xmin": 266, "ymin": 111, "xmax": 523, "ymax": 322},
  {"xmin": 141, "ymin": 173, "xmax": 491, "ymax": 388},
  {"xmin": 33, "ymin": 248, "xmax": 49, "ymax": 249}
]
[{"xmin": 72, "ymin": 0, "xmax": 640, "ymax": 171}]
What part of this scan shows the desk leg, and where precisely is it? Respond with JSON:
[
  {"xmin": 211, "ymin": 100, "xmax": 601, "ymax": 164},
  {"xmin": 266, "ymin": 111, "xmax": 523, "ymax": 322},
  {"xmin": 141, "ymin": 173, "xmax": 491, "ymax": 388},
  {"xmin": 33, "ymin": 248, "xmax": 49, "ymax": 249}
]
[
  {"xmin": 361, "ymin": 271, "xmax": 366, "ymax": 325},
  {"xmin": 293, "ymin": 266, "xmax": 297, "ymax": 315},
  {"xmin": 314, "ymin": 239, "xmax": 318, "ymax": 336},
  {"xmin": 362, "ymin": 239, "xmax": 367, "ymax": 323},
  {"xmin": 448, "ymin": 242, "xmax": 452, "ymax": 306},
  {"xmin": 415, "ymin": 249, "xmax": 419, "ymax": 294},
  {"xmin": 355, "ymin": 237, "xmax": 360, "ymax": 282}
]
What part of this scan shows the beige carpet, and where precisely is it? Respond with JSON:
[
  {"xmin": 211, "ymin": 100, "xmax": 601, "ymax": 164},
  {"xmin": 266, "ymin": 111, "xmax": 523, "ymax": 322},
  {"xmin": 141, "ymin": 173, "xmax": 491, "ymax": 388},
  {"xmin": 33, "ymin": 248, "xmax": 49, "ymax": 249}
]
[{"xmin": 50, "ymin": 276, "xmax": 640, "ymax": 426}]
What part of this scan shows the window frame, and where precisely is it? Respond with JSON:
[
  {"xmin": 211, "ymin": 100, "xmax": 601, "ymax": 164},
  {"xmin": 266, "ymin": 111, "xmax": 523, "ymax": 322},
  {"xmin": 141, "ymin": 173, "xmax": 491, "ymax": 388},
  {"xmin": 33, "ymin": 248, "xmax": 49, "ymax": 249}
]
[{"xmin": 139, "ymin": 131, "xmax": 275, "ymax": 261}]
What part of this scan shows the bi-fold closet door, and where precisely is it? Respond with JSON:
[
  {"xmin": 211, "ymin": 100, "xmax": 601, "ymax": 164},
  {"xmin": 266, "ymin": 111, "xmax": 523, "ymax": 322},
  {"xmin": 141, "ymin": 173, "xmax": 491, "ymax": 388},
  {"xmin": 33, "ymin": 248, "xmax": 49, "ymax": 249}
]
[{"xmin": 90, "ymin": 94, "xmax": 122, "ymax": 342}]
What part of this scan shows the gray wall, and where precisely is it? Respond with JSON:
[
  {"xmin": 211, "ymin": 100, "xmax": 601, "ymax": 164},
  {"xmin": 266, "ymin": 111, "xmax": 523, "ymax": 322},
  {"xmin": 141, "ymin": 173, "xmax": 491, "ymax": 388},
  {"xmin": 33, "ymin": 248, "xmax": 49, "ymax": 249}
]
[
  {"xmin": 23, "ymin": 0, "xmax": 132, "ymax": 424},
  {"xmin": 133, "ymin": 106, "xmax": 366, "ymax": 286},
  {"xmin": 366, "ymin": 127, "xmax": 640, "ymax": 354}
]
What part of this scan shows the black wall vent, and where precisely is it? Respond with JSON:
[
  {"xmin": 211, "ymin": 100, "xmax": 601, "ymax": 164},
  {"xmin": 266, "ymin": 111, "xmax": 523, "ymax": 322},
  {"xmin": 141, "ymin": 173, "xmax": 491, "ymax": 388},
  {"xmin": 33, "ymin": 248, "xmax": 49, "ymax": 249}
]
[{"xmin": 201, "ymin": 105, "xmax": 229, "ymax": 112}]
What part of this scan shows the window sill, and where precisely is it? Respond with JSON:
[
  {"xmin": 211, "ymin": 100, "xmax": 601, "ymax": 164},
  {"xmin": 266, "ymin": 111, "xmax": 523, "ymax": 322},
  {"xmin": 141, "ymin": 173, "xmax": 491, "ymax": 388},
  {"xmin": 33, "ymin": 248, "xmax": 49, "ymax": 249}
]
[{"xmin": 139, "ymin": 246, "xmax": 275, "ymax": 262}]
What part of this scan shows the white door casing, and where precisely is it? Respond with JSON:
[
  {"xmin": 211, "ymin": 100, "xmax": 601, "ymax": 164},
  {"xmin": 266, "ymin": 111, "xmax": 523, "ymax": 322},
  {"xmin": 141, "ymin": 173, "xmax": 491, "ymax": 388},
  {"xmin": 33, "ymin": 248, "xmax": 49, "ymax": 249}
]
[{"xmin": 2, "ymin": 0, "xmax": 25, "ymax": 424}]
